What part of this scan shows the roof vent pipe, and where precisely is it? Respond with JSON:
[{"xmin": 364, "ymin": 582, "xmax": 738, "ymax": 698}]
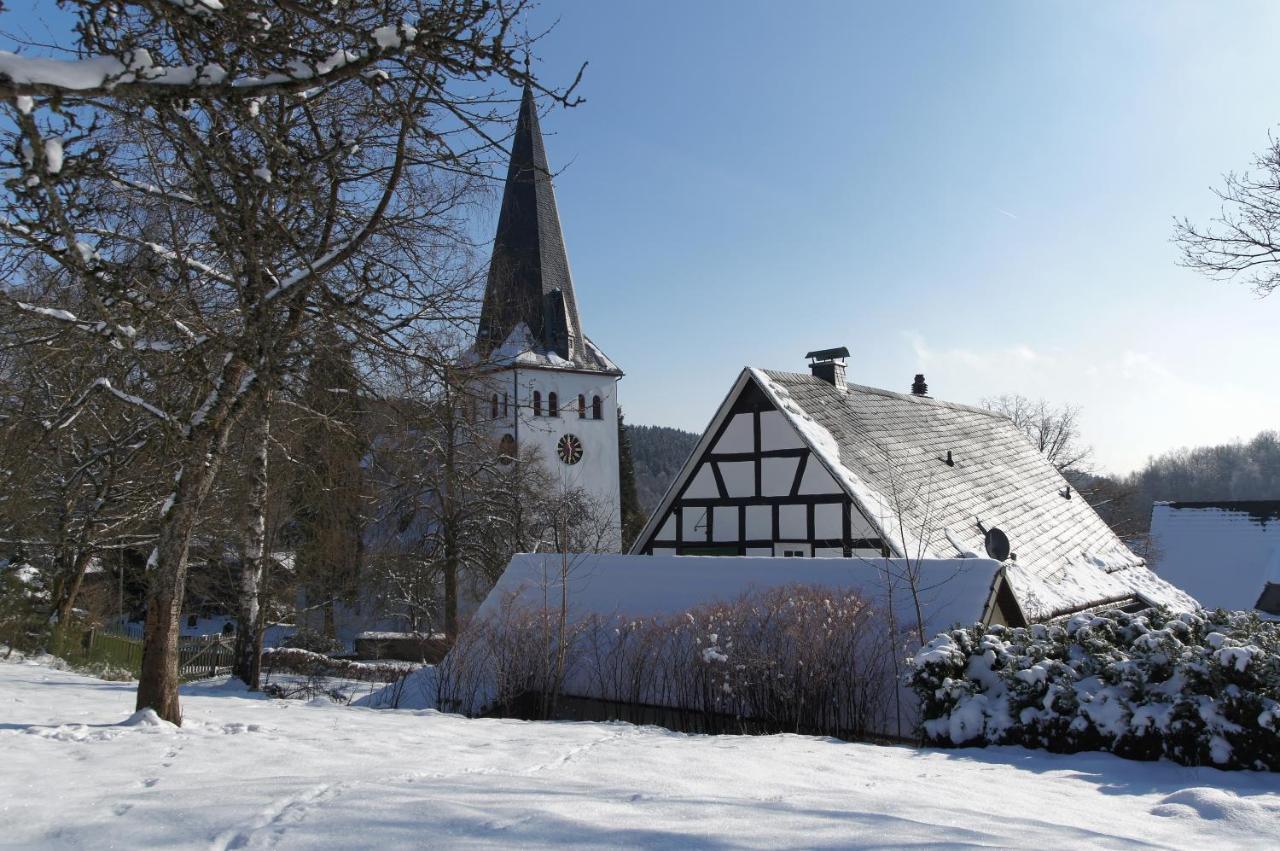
[
  {"xmin": 806, "ymin": 346, "xmax": 849, "ymax": 390},
  {"xmin": 912, "ymin": 374, "xmax": 929, "ymax": 396}
]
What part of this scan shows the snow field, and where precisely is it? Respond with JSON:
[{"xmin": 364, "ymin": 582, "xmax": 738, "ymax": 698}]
[{"xmin": 2, "ymin": 659, "xmax": 1279, "ymax": 849}]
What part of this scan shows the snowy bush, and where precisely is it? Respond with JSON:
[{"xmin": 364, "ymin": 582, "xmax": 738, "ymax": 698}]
[
  {"xmin": 279, "ymin": 628, "xmax": 346, "ymax": 657},
  {"xmin": 909, "ymin": 608, "xmax": 1280, "ymax": 770},
  {"xmin": 261, "ymin": 647, "xmax": 412, "ymax": 684}
]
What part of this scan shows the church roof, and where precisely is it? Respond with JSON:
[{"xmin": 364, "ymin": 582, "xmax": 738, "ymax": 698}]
[{"xmin": 476, "ymin": 85, "xmax": 591, "ymax": 366}]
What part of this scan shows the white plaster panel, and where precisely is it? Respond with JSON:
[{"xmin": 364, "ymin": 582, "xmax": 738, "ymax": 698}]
[
  {"xmin": 718, "ymin": 461, "xmax": 755, "ymax": 498},
  {"xmin": 745, "ymin": 505, "xmax": 772, "ymax": 539},
  {"xmin": 850, "ymin": 506, "xmax": 878, "ymax": 539},
  {"xmin": 814, "ymin": 503, "xmax": 842, "ymax": 539},
  {"xmin": 652, "ymin": 547, "xmax": 676, "ymax": 556},
  {"xmin": 683, "ymin": 464, "xmax": 720, "ymax": 499},
  {"xmin": 713, "ymin": 506, "xmax": 739, "ymax": 542},
  {"xmin": 761, "ymin": 457, "xmax": 798, "ymax": 497},
  {"xmin": 656, "ymin": 514, "xmax": 676, "ymax": 542},
  {"xmin": 774, "ymin": 543, "xmax": 811, "ymax": 557},
  {"xmin": 681, "ymin": 507, "xmax": 708, "ymax": 541},
  {"xmin": 759, "ymin": 410, "xmax": 804, "ymax": 451},
  {"xmin": 745, "ymin": 547, "xmax": 773, "ymax": 556},
  {"xmin": 713, "ymin": 413, "xmax": 755, "ymax": 454},
  {"xmin": 779, "ymin": 504, "xmax": 807, "ymax": 539},
  {"xmin": 798, "ymin": 460, "xmax": 840, "ymax": 495},
  {"xmin": 815, "ymin": 547, "xmax": 846, "ymax": 558}
]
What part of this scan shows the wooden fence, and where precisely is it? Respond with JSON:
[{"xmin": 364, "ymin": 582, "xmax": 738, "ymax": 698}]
[{"xmin": 51, "ymin": 624, "xmax": 237, "ymax": 682}]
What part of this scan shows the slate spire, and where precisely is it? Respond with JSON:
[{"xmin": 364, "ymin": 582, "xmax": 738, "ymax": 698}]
[{"xmin": 476, "ymin": 85, "xmax": 581, "ymax": 361}]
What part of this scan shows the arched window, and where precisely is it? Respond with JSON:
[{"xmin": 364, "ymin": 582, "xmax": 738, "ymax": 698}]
[
  {"xmin": 502, "ymin": 392, "xmax": 509, "ymax": 417},
  {"xmin": 548, "ymin": 392, "xmax": 559, "ymax": 418},
  {"xmin": 578, "ymin": 394, "xmax": 586, "ymax": 419},
  {"xmin": 498, "ymin": 433, "xmax": 516, "ymax": 460},
  {"xmin": 533, "ymin": 391, "xmax": 542, "ymax": 417},
  {"xmin": 592, "ymin": 395, "xmax": 603, "ymax": 420},
  {"xmin": 490, "ymin": 394, "xmax": 499, "ymax": 419}
]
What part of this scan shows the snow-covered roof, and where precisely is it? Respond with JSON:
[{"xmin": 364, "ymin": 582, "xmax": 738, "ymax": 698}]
[
  {"xmin": 479, "ymin": 553, "xmax": 1003, "ymax": 637},
  {"xmin": 467, "ymin": 323, "xmax": 620, "ymax": 375},
  {"xmin": 1149, "ymin": 501, "xmax": 1280, "ymax": 616},
  {"xmin": 636, "ymin": 367, "xmax": 1196, "ymax": 622}
]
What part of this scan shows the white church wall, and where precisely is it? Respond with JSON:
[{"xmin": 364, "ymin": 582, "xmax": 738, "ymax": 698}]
[{"xmin": 488, "ymin": 366, "xmax": 623, "ymax": 550}]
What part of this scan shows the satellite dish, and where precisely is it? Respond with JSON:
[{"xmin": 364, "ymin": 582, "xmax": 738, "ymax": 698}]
[{"xmin": 984, "ymin": 527, "xmax": 1011, "ymax": 561}]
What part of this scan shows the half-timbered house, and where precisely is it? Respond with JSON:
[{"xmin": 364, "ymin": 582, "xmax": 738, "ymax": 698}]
[{"xmin": 631, "ymin": 349, "xmax": 1197, "ymax": 624}]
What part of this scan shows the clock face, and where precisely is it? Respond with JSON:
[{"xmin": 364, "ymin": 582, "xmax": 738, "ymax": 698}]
[{"xmin": 556, "ymin": 434, "xmax": 584, "ymax": 465}]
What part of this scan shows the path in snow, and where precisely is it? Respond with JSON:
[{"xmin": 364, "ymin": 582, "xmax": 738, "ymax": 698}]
[{"xmin": 2, "ymin": 659, "xmax": 1279, "ymax": 849}]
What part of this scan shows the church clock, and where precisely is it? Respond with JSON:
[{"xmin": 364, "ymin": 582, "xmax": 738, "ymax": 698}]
[{"xmin": 556, "ymin": 434, "xmax": 584, "ymax": 465}]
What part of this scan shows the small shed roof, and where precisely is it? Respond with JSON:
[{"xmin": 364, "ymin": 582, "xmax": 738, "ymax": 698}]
[
  {"xmin": 1149, "ymin": 500, "xmax": 1280, "ymax": 615},
  {"xmin": 478, "ymin": 552, "xmax": 1005, "ymax": 637}
]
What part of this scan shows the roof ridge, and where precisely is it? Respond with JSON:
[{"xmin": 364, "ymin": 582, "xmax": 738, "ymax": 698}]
[{"xmin": 758, "ymin": 368, "xmax": 1006, "ymax": 419}]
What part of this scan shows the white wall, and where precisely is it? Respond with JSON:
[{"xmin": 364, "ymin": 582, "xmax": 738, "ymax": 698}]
[{"xmin": 487, "ymin": 366, "xmax": 623, "ymax": 550}]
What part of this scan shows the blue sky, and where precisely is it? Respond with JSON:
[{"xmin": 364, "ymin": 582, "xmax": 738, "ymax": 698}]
[
  {"xmin": 3, "ymin": 2, "xmax": 1276, "ymax": 475},
  {"xmin": 520, "ymin": 1, "xmax": 1280, "ymax": 474}
]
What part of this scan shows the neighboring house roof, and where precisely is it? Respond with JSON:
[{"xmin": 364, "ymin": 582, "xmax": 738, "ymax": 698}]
[
  {"xmin": 634, "ymin": 367, "xmax": 1196, "ymax": 621},
  {"xmin": 1149, "ymin": 500, "xmax": 1280, "ymax": 616}
]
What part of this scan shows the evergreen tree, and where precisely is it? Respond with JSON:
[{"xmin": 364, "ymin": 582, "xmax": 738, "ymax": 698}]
[
  {"xmin": 291, "ymin": 328, "xmax": 367, "ymax": 639},
  {"xmin": 617, "ymin": 408, "xmax": 645, "ymax": 550}
]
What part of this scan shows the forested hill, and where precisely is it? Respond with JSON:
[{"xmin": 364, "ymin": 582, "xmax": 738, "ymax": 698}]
[
  {"xmin": 627, "ymin": 424, "xmax": 700, "ymax": 515},
  {"xmin": 1122, "ymin": 429, "xmax": 1280, "ymax": 532},
  {"xmin": 1067, "ymin": 430, "xmax": 1280, "ymax": 539}
]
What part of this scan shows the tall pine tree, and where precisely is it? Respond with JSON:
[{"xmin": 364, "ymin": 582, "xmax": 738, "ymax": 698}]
[
  {"xmin": 617, "ymin": 407, "xmax": 645, "ymax": 551},
  {"xmin": 290, "ymin": 328, "xmax": 366, "ymax": 639}
]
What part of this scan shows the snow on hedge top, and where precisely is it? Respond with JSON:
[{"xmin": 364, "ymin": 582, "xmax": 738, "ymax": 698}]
[
  {"xmin": 748, "ymin": 369, "xmax": 1195, "ymax": 620},
  {"xmin": 1150, "ymin": 501, "xmax": 1280, "ymax": 615},
  {"xmin": 476, "ymin": 552, "xmax": 1002, "ymax": 635}
]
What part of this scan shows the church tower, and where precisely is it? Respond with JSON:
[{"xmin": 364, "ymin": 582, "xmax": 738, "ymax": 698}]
[{"xmin": 475, "ymin": 85, "xmax": 623, "ymax": 549}]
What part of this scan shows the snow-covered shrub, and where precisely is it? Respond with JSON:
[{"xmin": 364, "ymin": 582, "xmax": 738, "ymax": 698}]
[
  {"xmin": 279, "ymin": 628, "xmax": 345, "ymax": 656},
  {"xmin": 435, "ymin": 592, "xmax": 592, "ymax": 719},
  {"xmin": 909, "ymin": 608, "xmax": 1280, "ymax": 770},
  {"xmin": 260, "ymin": 647, "xmax": 411, "ymax": 683},
  {"xmin": 0, "ymin": 561, "xmax": 50, "ymax": 654}
]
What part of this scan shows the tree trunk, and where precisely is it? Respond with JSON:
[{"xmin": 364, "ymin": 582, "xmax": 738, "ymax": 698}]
[
  {"xmin": 53, "ymin": 549, "xmax": 96, "ymax": 625},
  {"xmin": 136, "ymin": 359, "xmax": 249, "ymax": 725},
  {"xmin": 233, "ymin": 395, "xmax": 270, "ymax": 689}
]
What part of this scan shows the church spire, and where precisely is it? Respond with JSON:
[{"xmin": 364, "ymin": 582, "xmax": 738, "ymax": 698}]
[{"xmin": 476, "ymin": 84, "xmax": 582, "ymax": 361}]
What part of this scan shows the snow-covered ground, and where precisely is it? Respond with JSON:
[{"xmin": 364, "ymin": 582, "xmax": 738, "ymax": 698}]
[{"xmin": 3, "ymin": 659, "xmax": 1280, "ymax": 849}]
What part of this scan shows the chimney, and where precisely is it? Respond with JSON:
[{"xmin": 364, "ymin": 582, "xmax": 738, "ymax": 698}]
[
  {"xmin": 805, "ymin": 346, "xmax": 850, "ymax": 390},
  {"xmin": 911, "ymin": 374, "xmax": 929, "ymax": 397}
]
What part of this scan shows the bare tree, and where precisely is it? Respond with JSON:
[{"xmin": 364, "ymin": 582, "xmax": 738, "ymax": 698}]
[
  {"xmin": 0, "ymin": 1, "xmax": 579, "ymax": 724},
  {"xmin": 982, "ymin": 394, "xmax": 1092, "ymax": 475},
  {"xmin": 1175, "ymin": 132, "xmax": 1280, "ymax": 296}
]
